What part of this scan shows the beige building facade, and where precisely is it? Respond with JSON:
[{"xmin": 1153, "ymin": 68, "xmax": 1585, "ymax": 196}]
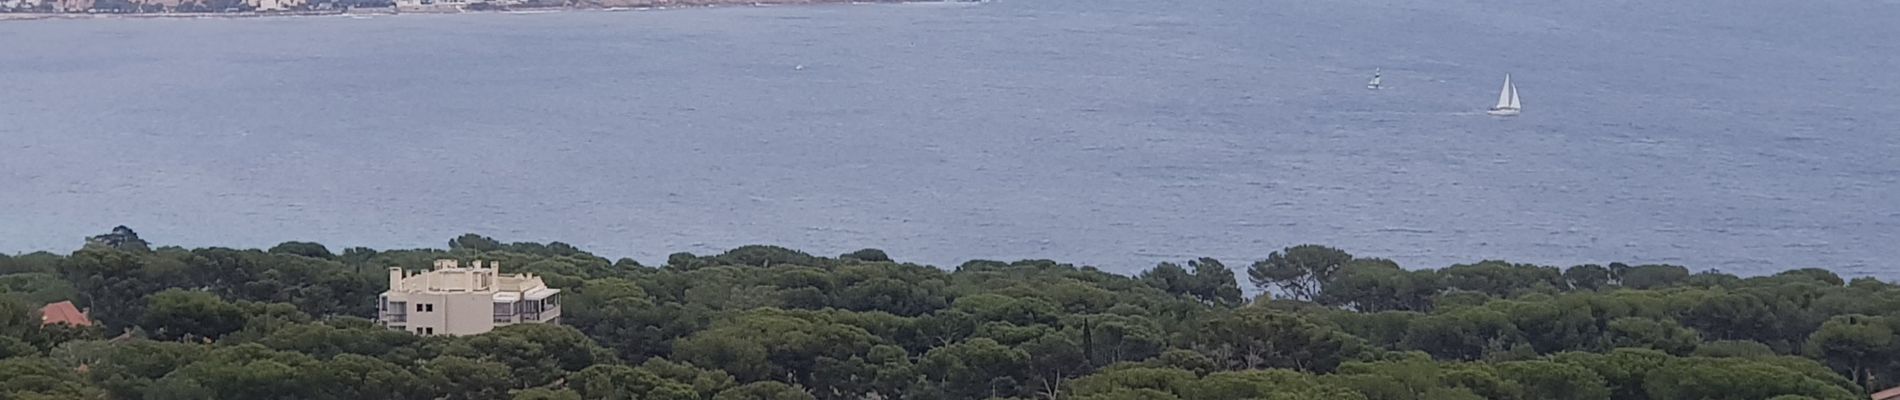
[
  {"xmin": 249, "ymin": 0, "xmax": 295, "ymax": 11},
  {"xmin": 379, "ymin": 259, "xmax": 561, "ymax": 336}
]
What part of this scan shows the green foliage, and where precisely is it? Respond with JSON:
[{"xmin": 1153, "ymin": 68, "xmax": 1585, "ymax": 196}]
[
  {"xmin": 1563, "ymin": 264, "xmax": 1612, "ymax": 291},
  {"xmin": 919, "ymin": 338, "xmax": 1029, "ymax": 398},
  {"xmin": 1497, "ymin": 360, "xmax": 1611, "ymax": 400},
  {"xmin": 1643, "ymin": 357, "xmax": 1860, "ymax": 400},
  {"xmin": 0, "ymin": 252, "xmax": 62, "ymax": 275},
  {"xmin": 1403, "ymin": 307, "xmax": 1523, "ymax": 360},
  {"xmin": 417, "ymin": 356, "xmax": 511, "ymax": 400},
  {"xmin": 1319, "ymin": 259, "xmax": 1437, "ymax": 312},
  {"xmin": 713, "ymin": 381, "xmax": 817, "ymax": 400},
  {"xmin": 1247, "ymin": 245, "xmax": 1353, "ymax": 301},
  {"xmin": 7, "ymin": 235, "xmax": 1900, "ymax": 400},
  {"xmin": 142, "ymin": 289, "xmax": 247, "ymax": 341},
  {"xmin": 450, "ymin": 234, "xmax": 505, "ymax": 252},
  {"xmin": 0, "ymin": 357, "xmax": 100, "ymax": 398},
  {"xmin": 1696, "ymin": 339, "xmax": 1778, "ymax": 358},
  {"xmin": 0, "ymin": 272, "xmax": 80, "ymax": 306},
  {"xmin": 1140, "ymin": 258, "xmax": 1243, "ymax": 307},
  {"xmin": 1439, "ymin": 260, "xmax": 1564, "ymax": 297},
  {"xmin": 1620, "ymin": 264, "xmax": 1691, "ymax": 289},
  {"xmin": 839, "ymin": 249, "xmax": 892, "ymax": 263},
  {"xmin": 512, "ymin": 388, "xmax": 581, "ymax": 400},
  {"xmin": 309, "ymin": 354, "xmax": 432, "ymax": 400},
  {"xmin": 1605, "ymin": 317, "xmax": 1701, "ymax": 355},
  {"xmin": 570, "ymin": 364, "xmax": 696, "ymax": 400},
  {"xmin": 0, "ymin": 295, "xmax": 38, "ymax": 340},
  {"xmin": 1193, "ymin": 308, "xmax": 1364, "ymax": 372},
  {"xmin": 268, "ymin": 241, "xmax": 336, "ymax": 259},
  {"xmin": 1777, "ymin": 268, "xmax": 1847, "ymax": 286},
  {"xmin": 1805, "ymin": 314, "xmax": 1896, "ymax": 389}
]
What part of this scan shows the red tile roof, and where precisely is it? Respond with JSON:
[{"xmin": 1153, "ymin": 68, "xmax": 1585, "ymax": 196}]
[
  {"xmin": 38, "ymin": 301, "xmax": 93, "ymax": 327},
  {"xmin": 1873, "ymin": 386, "xmax": 1900, "ymax": 400}
]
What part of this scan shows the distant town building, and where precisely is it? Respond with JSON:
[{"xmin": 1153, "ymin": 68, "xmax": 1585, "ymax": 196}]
[
  {"xmin": 135, "ymin": 0, "xmax": 191, "ymax": 10},
  {"xmin": 53, "ymin": 0, "xmax": 92, "ymax": 11},
  {"xmin": 378, "ymin": 259, "xmax": 561, "ymax": 336},
  {"xmin": 387, "ymin": 0, "xmax": 457, "ymax": 12},
  {"xmin": 39, "ymin": 301, "xmax": 93, "ymax": 327},
  {"xmin": 248, "ymin": 0, "xmax": 299, "ymax": 11}
]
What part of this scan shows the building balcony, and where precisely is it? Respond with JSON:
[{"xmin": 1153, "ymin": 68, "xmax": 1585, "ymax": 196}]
[{"xmin": 525, "ymin": 306, "xmax": 560, "ymax": 323}]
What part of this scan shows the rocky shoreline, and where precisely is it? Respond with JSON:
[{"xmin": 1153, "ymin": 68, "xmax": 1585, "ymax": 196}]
[{"xmin": 0, "ymin": 0, "xmax": 972, "ymax": 21}]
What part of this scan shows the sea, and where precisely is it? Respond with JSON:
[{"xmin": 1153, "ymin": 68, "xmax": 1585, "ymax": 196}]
[{"xmin": 1, "ymin": 0, "xmax": 1896, "ymax": 279}]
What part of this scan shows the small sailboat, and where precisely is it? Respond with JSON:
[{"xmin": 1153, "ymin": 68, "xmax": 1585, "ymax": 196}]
[
  {"xmin": 1487, "ymin": 74, "xmax": 1521, "ymax": 116},
  {"xmin": 1367, "ymin": 68, "xmax": 1382, "ymax": 90}
]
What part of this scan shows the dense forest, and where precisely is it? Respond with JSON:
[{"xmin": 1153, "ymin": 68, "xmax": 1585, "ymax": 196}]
[{"xmin": 4, "ymin": 227, "xmax": 1900, "ymax": 400}]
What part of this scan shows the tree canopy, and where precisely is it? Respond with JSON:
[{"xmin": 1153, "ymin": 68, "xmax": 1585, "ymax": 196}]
[{"xmin": 0, "ymin": 231, "xmax": 1895, "ymax": 400}]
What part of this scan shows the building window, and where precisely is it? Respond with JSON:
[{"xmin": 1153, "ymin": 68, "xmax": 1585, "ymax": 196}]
[
  {"xmin": 424, "ymin": 327, "xmax": 434, "ymax": 335},
  {"xmin": 415, "ymin": 303, "xmax": 423, "ymax": 312},
  {"xmin": 425, "ymin": 304, "xmax": 434, "ymax": 312},
  {"xmin": 523, "ymin": 300, "xmax": 543, "ymax": 313}
]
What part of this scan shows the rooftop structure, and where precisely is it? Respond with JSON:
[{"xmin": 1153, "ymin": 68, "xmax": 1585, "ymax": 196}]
[
  {"xmin": 378, "ymin": 259, "xmax": 560, "ymax": 336},
  {"xmin": 1874, "ymin": 386, "xmax": 1900, "ymax": 400},
  {"xmin": 39, "ymin": 301, "xmax": 93, "ymax": 327}
]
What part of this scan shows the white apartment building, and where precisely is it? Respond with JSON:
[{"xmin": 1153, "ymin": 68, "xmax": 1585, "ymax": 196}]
[{"xmin": 379, "ymin": 259, "xmax": 561, "ymax": 336}]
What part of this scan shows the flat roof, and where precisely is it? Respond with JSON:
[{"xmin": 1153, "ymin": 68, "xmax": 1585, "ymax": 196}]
[{"xmin": 523, "ymin": 287, "xmax": 560, "ymax": 300}]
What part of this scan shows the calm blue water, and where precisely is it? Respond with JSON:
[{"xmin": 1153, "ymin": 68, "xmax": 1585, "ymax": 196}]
[{"xmin": 1, "ymin": 0, "xmax": 1897, "ymax": 278}]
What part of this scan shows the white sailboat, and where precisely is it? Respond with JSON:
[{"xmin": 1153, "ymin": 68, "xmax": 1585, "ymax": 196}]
[
  {"xmin": 1487, "ymin": 74, "xmax": 1521, "ymax": 116},
  {"xmin": 1367, "ymin": 68, "xmax": 1382, "ymax": 90}
]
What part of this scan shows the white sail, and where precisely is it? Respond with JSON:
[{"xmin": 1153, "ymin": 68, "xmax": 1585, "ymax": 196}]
[
  {"xmin": 1487, "ymin": 74, "xmax": 1520, "ymax": 116},
  {"xmin": 1493, "ymin": 74, "xmax": 1514, "ymax": 109},
  {"xmin": 1506, "ymin": 81, "xmax": 1521, "ymax": 109},
  {"xmin": 1367, "ymin": 69, "xmax": 1382, "ymax": 89}
]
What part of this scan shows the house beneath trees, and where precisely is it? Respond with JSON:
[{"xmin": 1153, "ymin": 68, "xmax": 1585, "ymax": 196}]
[
  {"xmin": 378, "ymin": 259, "xmax": 561, "ymax": 336},
  {"xmin": 1874, "ymin": 386, "xmax": 1900, "ymax": 400},
  {"xmin": 38, "ymin": 301, "xmax": 93, "ymax": 327}
]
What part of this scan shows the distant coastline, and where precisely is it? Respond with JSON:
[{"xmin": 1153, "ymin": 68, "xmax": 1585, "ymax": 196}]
[
  {"xmin": 0, "ymin": 9, "xmax": 359, "ymax": 20},
  {"xmin": 0, "ymin": 0, "xmax": 976, "ymax": 22}
]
